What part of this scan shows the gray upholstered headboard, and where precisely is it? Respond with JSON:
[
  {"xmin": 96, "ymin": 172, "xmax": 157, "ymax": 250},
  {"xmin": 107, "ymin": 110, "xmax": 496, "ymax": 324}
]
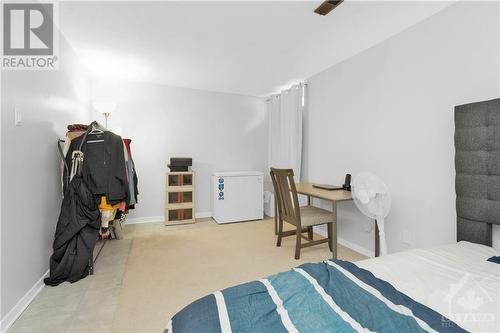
[{"xmin": 455, "ymin": 98, "xmax": 500, "ymax": 246}]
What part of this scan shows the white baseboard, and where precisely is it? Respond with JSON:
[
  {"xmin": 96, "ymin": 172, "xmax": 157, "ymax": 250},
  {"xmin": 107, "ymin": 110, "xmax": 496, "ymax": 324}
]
[
  {"xmin": 126, "ymin": 212, "xmax": 213, "ymax": 225},
  {"xmin": 313, "ymin": 226, "xmax": 374, "ymax": 258},
  {"xmin": 337, "ymin": 237, "xmax": 374, "ymax": 258},
  {"xmin": 195, "ymin": 211, "xmax": 212, "ymax": 219},
  {"xmin": 125, "ymin": 216, "xmax": 164, "ymax": 224},
  {"xmin": 1, "ymin": 270, "xmax": 49, "ymax": 333}
]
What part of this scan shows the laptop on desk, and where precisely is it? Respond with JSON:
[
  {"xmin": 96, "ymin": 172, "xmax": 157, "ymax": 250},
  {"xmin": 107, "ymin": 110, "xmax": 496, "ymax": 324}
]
[{"xmin": 312, "ymin": 183, "xmax": 343, "ymax": 191}]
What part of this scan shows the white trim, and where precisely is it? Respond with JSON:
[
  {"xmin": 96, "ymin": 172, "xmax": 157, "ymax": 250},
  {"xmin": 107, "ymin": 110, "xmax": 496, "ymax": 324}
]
[
  {"xmin": 259, "ymin": 279, "xmax": 299, "ymax": 333},
  {"xmin": 293, "ymin": 268, "xmax": 372, "ymax": 333},
  {"xmin": 125, "ymin": 212, "xmax": 213, "ymax": 225},
  {"xmin": 214, "ymin": 291, "xmax": 232, "ymax": 333},
  {"xmin": 0, "ymin": 270, "xmax": 48, "ymax": 333},
  {"xmin": 313, "ymin": 225, "xmax": 327, "ymax": 237},
  {"xmin": 338, "ymin": 237, "xmax": 374, "ymax": 258},
  {"xmin": 195, "ymin": 211, "xmax": 212, "ymax": 219},
  {"xmin": 313, "ymin": 226, "xmax": 374, "ymax": 258},
  {"xmin": 125, "ymin": 216, "xmax": 163, "ymax": 224}
]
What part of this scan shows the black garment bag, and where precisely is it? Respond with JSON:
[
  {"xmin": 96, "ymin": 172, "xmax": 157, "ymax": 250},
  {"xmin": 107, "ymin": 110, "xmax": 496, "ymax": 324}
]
[{"xmin": 44, "ymin": 124, "xmax": 101, "ymax": 286}]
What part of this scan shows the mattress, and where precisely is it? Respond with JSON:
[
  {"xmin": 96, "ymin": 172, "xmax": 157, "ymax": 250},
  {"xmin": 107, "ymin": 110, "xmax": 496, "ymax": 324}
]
[
  {"xmin": 166, "ymin": 242, "xmax": 499, "ymax": 332},
  {"xmin": 357, "ymin": 241, "xmax": 500, "ymax": 333}
]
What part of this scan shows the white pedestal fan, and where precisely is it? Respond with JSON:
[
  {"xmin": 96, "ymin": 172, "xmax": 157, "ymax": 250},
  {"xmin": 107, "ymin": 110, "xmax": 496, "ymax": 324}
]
[{"xmin": 351, "ymin": 172, "xmax": 391, "ymax": 256}]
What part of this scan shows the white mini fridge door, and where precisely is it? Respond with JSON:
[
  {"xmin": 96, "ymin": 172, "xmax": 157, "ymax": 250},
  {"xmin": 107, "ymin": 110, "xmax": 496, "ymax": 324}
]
[{"xmin": 212, "ymin": 172, "xmax": 264, "ymax": 224}]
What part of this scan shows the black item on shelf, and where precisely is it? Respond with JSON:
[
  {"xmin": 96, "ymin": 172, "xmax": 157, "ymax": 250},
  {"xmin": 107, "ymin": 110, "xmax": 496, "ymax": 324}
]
[
  {"xmin": 170, "ymin": 157, "xmax": 192, "ymax": 166},
  {"xmin": 168, "ymin": 164, "xmax": 188, "ymax": 172},
  {"xmin": 168, "ymin": 157, "xmax": 192, "ymax": 172}
]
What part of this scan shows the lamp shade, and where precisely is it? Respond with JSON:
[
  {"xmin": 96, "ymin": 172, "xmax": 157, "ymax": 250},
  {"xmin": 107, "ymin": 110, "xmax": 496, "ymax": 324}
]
[{"xmin": 93, "ymin": 101, "xmax": 116, "ymax": 115}]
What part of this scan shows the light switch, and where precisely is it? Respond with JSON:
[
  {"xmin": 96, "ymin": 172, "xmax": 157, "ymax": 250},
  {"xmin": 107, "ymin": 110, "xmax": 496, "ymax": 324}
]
[{"xmin": 14, "ymin": 108, "xmax": 22, "ymax": 126}]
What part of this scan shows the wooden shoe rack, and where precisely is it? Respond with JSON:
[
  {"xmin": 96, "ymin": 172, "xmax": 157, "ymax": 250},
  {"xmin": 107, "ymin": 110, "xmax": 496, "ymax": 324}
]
[{"xmin": 165, "ymin": 171, "xmax": 195, "ymax": 225}]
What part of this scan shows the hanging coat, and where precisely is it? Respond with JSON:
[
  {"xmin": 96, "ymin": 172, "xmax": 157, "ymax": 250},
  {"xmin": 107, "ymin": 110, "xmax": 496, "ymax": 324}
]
[
  {"xmin": 44, "ymin": 175, "xmax": 101, "ymax": 286},
  {"xmin": 64, "ymin": 131, "xmax": 129, "ymax": 205}
]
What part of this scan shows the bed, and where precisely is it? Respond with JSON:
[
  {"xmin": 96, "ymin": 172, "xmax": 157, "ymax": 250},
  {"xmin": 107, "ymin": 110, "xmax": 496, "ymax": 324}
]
[{"xmin": 165, "ymin": 98, "xmax": 500, "ymax": 333}]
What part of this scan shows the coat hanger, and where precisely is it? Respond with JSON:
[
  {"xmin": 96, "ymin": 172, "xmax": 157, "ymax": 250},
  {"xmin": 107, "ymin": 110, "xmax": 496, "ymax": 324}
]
[
  {"xmin": 89, "ymin": 121, "xmax": 105, "ymax": 135},
  {"xmin": 87, "ymin": 121, "xmax": 106, "ymax": 143}
]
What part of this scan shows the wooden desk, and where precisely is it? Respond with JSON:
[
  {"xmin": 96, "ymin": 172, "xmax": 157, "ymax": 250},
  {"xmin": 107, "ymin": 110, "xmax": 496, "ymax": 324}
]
[
  {"xmin": 273, "ymin": 182, "xmax": 379, "ymax": 258},
  {"xmin": 295, "ymin": 183, "xmax": 352, "ymax": 259},
  {"xmin": 295, "ymin": 183, "xmax": 352, "ymax": 203},
  {"xmin": 297, "ymin": 183, "xmax": 380, "ymax": 258}
]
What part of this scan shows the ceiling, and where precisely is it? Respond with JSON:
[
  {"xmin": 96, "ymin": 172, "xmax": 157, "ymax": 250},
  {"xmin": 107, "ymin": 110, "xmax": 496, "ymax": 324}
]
[{"xmin": 59, "ymin": 1, "xmax": 454, "ymax": 97}]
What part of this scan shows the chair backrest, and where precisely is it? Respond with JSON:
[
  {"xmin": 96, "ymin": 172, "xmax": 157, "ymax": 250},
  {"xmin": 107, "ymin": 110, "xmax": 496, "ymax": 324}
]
[{"xmin": 270, "ymin": 168, "xmax": 301, "ymax": 226}]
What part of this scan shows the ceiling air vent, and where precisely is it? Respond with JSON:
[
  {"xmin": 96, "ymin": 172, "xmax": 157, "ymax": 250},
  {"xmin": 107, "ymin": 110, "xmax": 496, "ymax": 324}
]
[{"xmin": 314, "ymin": 0, "xmax": 344, "ymax": 16}]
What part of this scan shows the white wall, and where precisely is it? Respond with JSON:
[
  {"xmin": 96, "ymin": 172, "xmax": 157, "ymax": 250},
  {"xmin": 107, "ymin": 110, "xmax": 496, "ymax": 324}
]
[
  {"xmin": 89, "ymin": 80, "xmax": 267, "ymax": 221},
  {"xmin": 304, "ymin": 2, "xmax": 500, "ymax": 255},
  {"xmin": 1, "ymin": 38, "xmax": 91, "ymax": 325}
]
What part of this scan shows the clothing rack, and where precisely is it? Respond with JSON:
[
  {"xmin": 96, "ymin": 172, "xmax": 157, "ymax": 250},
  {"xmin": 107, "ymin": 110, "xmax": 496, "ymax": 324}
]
[{"xmin": 45, "ymin": 121, "xmax": 139, "ymax": 285}]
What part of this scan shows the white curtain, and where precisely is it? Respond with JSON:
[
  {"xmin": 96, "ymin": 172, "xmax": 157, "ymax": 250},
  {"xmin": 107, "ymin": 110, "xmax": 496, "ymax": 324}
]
[{"xmin": 268, "ymin": 83, "xmax": 305, "ymax": 182}]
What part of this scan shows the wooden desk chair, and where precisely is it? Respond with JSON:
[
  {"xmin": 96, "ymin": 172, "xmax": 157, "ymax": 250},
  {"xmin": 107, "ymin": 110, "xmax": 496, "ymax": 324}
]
[{"xmin": 270, "ymin": 168, "xmax": 335, "ymax": 259}]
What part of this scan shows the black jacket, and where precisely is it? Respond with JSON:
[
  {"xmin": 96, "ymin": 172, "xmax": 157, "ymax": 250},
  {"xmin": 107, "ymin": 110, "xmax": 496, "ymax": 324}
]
[
  {"xmin": 44, "ymin": 176, "xmax": 101, "ymax": 286},
  {"xmin": 64, "ymin": 131, "xmax": 128, "ymax": 204}
]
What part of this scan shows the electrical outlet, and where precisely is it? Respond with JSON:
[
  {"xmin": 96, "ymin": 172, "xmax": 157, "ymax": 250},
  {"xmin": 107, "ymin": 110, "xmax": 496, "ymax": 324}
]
[
  {"xmin": 401, "ymin": 228, "xmax": 412, "ymax": 245},
  {"xmin": 14, "ymin": 108, "xmax": 22, "ymax": 127}
]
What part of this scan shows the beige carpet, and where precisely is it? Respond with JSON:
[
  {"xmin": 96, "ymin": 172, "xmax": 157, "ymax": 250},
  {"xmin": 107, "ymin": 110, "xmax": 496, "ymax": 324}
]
[
  {"xmin": 9, "ymin": 239, "xmax": 132, "ymax": 333},
  {"xmin": 111, "ymin": 218, "xmax": 366, "ymax": 333}
]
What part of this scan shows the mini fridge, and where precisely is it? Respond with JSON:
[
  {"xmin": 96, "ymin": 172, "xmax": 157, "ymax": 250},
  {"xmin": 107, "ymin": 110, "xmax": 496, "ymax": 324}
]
[{"xmin": 212, "ymin": 171, "xmax": 264, "ymax": 224}]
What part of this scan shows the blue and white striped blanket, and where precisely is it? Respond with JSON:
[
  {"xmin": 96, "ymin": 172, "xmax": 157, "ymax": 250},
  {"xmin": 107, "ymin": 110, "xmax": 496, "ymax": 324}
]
[{"xmin": 166, "ymin": 260, "xmax": 467, "ymax": 333}]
